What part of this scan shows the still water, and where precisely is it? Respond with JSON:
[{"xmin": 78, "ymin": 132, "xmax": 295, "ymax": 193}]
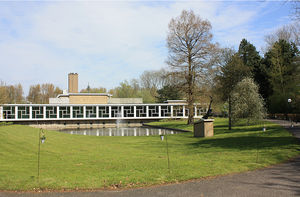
[{"xmin": 59, "ymin": 127, "xmax": 180, "ymax": 137}]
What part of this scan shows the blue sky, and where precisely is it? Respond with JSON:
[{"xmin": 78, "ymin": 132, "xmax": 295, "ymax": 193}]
[{"xmin": 0, "ymin": 0, "xmax": 295, "ymax": 94}]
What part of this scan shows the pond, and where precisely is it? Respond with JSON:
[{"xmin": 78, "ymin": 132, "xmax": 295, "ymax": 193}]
[{"xmin": 59, "ymin": 127, "xmax": 180, "ymax": 137}]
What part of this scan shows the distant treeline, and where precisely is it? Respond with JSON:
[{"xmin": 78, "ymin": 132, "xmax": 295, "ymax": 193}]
[{"xmin": 0, "ymin": 83, "xmax": 62, "ymax": 104}]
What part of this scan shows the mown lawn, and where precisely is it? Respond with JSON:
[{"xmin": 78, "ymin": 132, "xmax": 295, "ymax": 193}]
[{"xmin": 0, "ymin": 118, "xmax": 299, "ymax": 191}]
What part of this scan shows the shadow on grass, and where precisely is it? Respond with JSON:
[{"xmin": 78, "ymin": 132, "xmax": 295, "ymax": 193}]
[
  {"xmin": 187, "ymin": 135, "xmax": 298, "ymax": 151},
  {"xmin": 214, "ymin": 122, "xmax": 282, "ymax": 135},
  {"xmin": 214, "ymin": 126, "xmax": 263, "ymax": 135}
]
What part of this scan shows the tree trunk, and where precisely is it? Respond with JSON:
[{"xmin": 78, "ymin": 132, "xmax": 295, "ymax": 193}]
[
  {"xmin": 187, "ymin": 101, "xmax": 194, "ymax": 124},
  {"xmin": 228, "ymin": 96, "xmax": 232, "ymax": 130},
  {"xmin": 187, "ymin": 51, "xmax": 194, "ymax": 125},
  {"xmin": 187, "ymin": 82, "xmax": 194, "ymax": 124}
]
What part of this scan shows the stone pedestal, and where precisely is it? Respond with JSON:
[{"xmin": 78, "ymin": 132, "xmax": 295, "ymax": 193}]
[{"xmin": 194, "ymin": 119, "xmax": 214, "ymax": 137}]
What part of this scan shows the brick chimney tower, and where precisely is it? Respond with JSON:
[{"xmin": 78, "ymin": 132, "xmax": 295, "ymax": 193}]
[{"xmin": 68, "ymin": 73, "xmax": 78, "ymax": 93}]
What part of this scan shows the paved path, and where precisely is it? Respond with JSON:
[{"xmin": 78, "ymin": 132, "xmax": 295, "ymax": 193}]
[{"xmin": 1, "ymin": 120, "xmax": 300, "ymax": 197}]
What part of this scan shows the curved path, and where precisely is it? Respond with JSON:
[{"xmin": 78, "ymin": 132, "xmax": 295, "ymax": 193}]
[{"xmin": 1, "ymin": 120, "xmax": 300, "ymax": 197}]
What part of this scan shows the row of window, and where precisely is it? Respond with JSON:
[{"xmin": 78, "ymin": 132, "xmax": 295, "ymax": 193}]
[{"xmin": 1, "ymin": 105, "xmax": 206, "ymax": 119}]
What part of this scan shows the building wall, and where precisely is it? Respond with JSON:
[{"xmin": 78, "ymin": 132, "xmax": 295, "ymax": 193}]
[
  {"xmin": 49, "ymin": 97, "xmax": 70, "ymax": 104},
  {"xmin": 68, "ymin": 73, "xmax": 78, "ymax": 93},
  {"xmin": 109, "ymin": 98, "xmax": 143, "ymax": 104},
  {"xmin": 69, "ymin": 95, "xmax": 108, "ymax": 104}
]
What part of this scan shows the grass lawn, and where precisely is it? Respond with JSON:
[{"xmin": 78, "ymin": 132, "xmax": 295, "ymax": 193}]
[{"xmin": 0, "ymin": 118, "xmax": 299, "ymax": 191}]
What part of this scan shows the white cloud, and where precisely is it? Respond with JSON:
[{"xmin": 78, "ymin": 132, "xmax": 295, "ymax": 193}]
[{"xmin": 0, "ymin": 1, "xmax": 290, "ymax": 94}]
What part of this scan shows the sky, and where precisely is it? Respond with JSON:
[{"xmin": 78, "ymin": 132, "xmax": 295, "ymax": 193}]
[{"xmin": 0, "ymin": 0, "xmax": 295, "ymax": 94}]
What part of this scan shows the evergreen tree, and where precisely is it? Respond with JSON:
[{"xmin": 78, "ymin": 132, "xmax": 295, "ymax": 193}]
[
  {"xmin": 238, "ymin": 39, "xmax": 271, "ymax": 101},
  {"xmin": 156, "ymin": 85, "xmax": 183, "ymax": 103},
  {"xmin": 264, "ymin": 39, "xmax": 300, "ymax": 114},
  {"xmin": 216, "ymin": 53, "xmax": 251, "ymax": 130}
]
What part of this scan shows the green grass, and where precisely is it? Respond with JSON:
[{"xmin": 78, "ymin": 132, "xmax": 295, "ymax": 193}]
[{"xmin": 0, "ymin": 118, "xmax": 299, "ymax": 191}]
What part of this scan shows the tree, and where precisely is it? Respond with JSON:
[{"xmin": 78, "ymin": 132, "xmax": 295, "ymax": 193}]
[
  {"xmin": 139, "ymin": 69, "xmax": 167, "ymax": 90},
  {"xmin": 40, "ymin": 84, "xmax": 62, "ymax": 104},
  {"xmin": 27, "ymin": 84, "xmax": 41, "ymax": 104},
  {"xmin": 80, "ymin": 86, "xmax": 107, "ymax": 93},
  {"xmin": 0, "ymin": 82, "xmax": 24, "ymax": 104},
  {"xmin": 264, "ymin": 22, "xmax": 300, "ymax": 50},
  {"xmin": 86, "ymin": 84, "xmax": 91, "ymax": 93},
  {"xmin": 0, "ymin": 81, "xmax": 8, "ymax": 104},
  {"xmin": 238, "ymin": 39, "xmax": 261, "ymax": 68},
  {"xmin": 139, "ymin": 89, "xmax": 156, "ymax": 103},
  {"xmin": 231, "ymin": 78, "xmax": 266, "ymax": 125},
  {"xmin": 54, "ymin": 87, "xmax": 63, "ymax": 96},
  {"xmin": 156, "ymin": 85, "xmax": 183, "ymax": 103},
  {"xmin": 27, "ymin": 84, "xmax": 62, "ymax": 104},
  {"xmin": 109, "ymin": 79, "xmax": 157, "ymax": 103},
  {"xmin": 238, "ymin": 39, "xmax": 271, "ymax": 102},
  {"xmin": 264, "ymin": 39, "xmax": 300, "ymax": 114},
  {"xmin": 289, "ymin": 0, "xmax": 300, "ymax": 20},
  {"xmin": 166, "ymin": 10, "xmax": 217, "ymax": 124},
  {"xmin": 111, "ymin": 80, "xmax": 137, "ymax": 98},
  {"xmin": 7, "ymin": 85, "xmax": 16, "ymax": 104},
  {"xmin": 140, "ymin": 69, "xmax": 166, "ymax": 98},
  {"xmin": 14, "ymin": 84, "xmax": 24, "ymax": 103},
  {"xmin": 216, "ymin": 53, "xmax": 251, "ymax": 129}
]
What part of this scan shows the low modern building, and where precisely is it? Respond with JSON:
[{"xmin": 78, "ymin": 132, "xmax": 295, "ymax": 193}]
[
  {"xmin": 49, "ymin": 73, "xmax": 143, "ymax": 104},
  {"xmin": 0, "ymin": 73, "xmax": 207, "ymax": 125}
]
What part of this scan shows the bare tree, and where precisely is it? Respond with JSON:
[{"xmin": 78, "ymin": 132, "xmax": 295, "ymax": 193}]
[
  {"xmin": 0, "ymin": 81, "xmax": 24, "ymax": 104},
  {"xmin": 7, "ymin": 86, "xmax": 16, "ymax": 104},
  {"xmin": 14, "ymin": 84, "xmax": 24, "ymax": 103},
  {"xmin": 166, "ymin": 10, "xmax": 217, "ymax": 124},
  {"xmin": 139, "ymin": 69, "xmax": 172, "ymax": 98},
  {"xmin": 140, "ymin": 70, "xmax": 162, "ymax": 90},
  {"xmin": 27, "ymin": 84, "xmax": 41, "ymax": 104},
  {"xmin": 41, "ymin": 84, "xmax": 62, "ymax": 104},
  {"xmin": 264, "ymin": 22, "xmax": 300, "ymax": 51},
  {"xmin": 27, "ymin": 83, "xmax": 62, "ymax": 104},
  {"xmin": 0, "ymin": 81, "xmax": 8, "ymax": 104},
  {"xmin": 289, "ymin": 0, "xmax": 300, "ymax": 20}
]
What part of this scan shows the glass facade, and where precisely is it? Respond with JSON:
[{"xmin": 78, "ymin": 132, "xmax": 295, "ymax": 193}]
[{"xmin": 0, "ymin": 104, "xmax": 205, "ymax": 120}]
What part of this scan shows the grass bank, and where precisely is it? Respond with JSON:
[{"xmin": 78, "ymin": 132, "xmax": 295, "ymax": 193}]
[{"xmin": 0, "ymin": 118, "xmax": 299, "ymax": 191}]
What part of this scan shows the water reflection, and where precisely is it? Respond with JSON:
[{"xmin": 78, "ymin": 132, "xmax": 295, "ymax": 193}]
[{"xmin": 59, "ymin": 127, "xmax": 179, "ymax": 136}]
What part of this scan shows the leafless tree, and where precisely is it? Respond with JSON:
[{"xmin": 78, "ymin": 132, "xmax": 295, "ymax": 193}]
[
  {"xmin": 0, "ymin": 82, "xmax": 24, "ymax": 104},
  {"xmin": 140, "ymin": 70, "xmax": 163, "ymax": 90},
  {"xmin": 289, "ymin": 0, "xmax": 300, "ymax": 20},
  {"xmin": 166, "ymin": 10, "xmax": 217, "ymax": 124},
  {"xmin": 0, "ymin": 81, "xmax": 8, "ymax": 104},
  {"xmin": 41, "ymin": 84, "xmax": 62, "ymax": 104},
  {"xmin": 27, "ymin": 83, "xmax": 62, "ymax": 104},
  {"xmin": 14, "ymin": 84, "xmax": 24, "ymax": 103},
  {"xmin": 264, "ymin": 22, "xmax": 300, "ymax": 51},
  {"xmin": 27, "ymin": 84, "xmax": 41, "ymax": 104}
]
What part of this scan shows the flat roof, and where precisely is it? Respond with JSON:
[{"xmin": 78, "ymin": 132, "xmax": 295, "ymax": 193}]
[
  {"xmin": 164, "ymin": 100, "xmax": 187, "ymax": 103},
  {"xmin": 57, "ymin": 93, "xmax": 112, "ymax": 98}
]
